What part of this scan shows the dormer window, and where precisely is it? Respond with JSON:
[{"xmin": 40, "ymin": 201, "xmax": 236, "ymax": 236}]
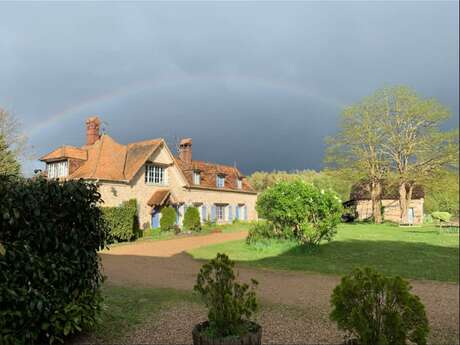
[
  {"xmin": 47, "ymin": 160, "xmax": 68, "ymax": 178},
  {"xmin": 193, "ymin": 171, "xmax": 201, "ymax": 185},
  {"xmin": 216, "ymin": 174, "xmax": 225, "ymax": 188},
  {"xmin": 145, "ymin": 164, "xmax": 166, "ymax": 185},
  {"xmin": 237, "ymin": 178, "xmax": 243, "ymax": 190}
]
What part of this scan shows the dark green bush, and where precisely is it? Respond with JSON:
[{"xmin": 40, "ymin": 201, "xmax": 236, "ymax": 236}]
[
  {"xmin": 194, "ymin": 253, "xmax": 258, "ymax": 338},
  {"xmin": 101, "ymin": 199, "xmax": 138, "ymax": 241},
  {"xmin": 183, "ymin": 206, "xmax": 201, "ymax": 232},
  {"xmin": 256, "ymin": 180, "xmax": 343, "ymax": 245},
  {"xmin": 330, "ymin": 267, "xmax": 429, "ymax": 345},
  {"xmin": 160, "ymin": 206, "xmax": 176, "ymax": 232},
  {"xmin": 0, "ymin": 176, "xmax": 110, "ymax": 344}
]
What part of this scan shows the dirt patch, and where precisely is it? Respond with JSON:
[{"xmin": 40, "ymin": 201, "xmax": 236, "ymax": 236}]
[
  {"xmin": 102, "ymin": 231, "xmax": 247, "ymax": 257},
  {"xmin": 100, "ymin": 234, "xmax": 459, "ymax": 344}
]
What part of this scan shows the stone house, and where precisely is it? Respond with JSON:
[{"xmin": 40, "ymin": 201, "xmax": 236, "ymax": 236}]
[
  {"xmin": 346, "ymin": 182, "xmax": 425, "ymax": 224},
  {"xmin": 40, "ymin": 117, "xmax": 258, "ymax": 228}
]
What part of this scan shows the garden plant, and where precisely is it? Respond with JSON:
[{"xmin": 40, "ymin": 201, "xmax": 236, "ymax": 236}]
[
  {"xmin": 0, "ymin": 176, "xmax": 110, "ymax": 344},
  {"xmin": 160, "ymin": 206, "xmax": 177, "ymax": 232},
  {"xmin": 255, "ymin": 180, "xmax": 343, "ymax": 245},
  {"xmin": 330, "ymin": 267, "xmax": 429, "ymax": 345},
  {"xmin": 183, "ymin": 206, "xmax": 201, "ymax": 232},
  {"xmin": 193, "ymin": 253, "xmax": 261, "ymax": 344}
]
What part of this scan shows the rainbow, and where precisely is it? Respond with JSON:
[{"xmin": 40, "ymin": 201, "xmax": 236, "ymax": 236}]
[{"xmin": 27, "ymin": 74, "xmax": 343, "ymax": 136}]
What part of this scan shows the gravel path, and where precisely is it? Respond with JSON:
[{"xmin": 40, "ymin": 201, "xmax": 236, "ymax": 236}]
[{"xmin": 100, "ymin": 232, "xmax": 459, "ymax": 344}]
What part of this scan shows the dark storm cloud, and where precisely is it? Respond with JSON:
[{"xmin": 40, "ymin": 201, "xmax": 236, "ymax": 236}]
[{"xmin": 0, "ymin": 1, "xmax": 458, "ymax": 175}]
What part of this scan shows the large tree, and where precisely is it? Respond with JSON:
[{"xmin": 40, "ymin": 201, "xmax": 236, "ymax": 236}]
[
  {"xmin": 0, "ymin": 134, "xmax": 20, "ymax": 176},
  {"xmin": 377, "ymin": 86, "xmax": 459, "ymax": 223},
  {"xmin": 325, "ymin": 92, "xmax": 389, "ymax": 223}
]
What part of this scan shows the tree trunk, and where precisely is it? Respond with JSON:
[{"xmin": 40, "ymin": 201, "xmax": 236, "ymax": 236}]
[
  {"xmin": 371, "ymin": 181, "xmax": 382, "ymax": 224},
  {"xmin": 399, "ymin": 182, "xmax": 408, "ymax": 223}
]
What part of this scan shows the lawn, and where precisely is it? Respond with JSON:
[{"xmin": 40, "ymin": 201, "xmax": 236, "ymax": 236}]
[
  {"xmin": 189, "ymin": 223, "xmax": 459, "ymax": 282},
  {"xmin": 73, "ymin": 285, "xmax": 199, "ymax": 343}
]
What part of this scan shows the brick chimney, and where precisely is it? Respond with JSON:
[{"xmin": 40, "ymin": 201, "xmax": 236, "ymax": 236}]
[
  {"xmin": 179, "ymin": 138, "xmax": 192, "ymax": 163},
  {"xmin": 85, "ymin": 116, "xmax": 100, "ymax": 145}
]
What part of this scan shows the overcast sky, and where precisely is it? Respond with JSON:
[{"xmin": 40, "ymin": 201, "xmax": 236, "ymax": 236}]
[{"xmin": 1, "ymin": 1, "xmax": 458, "ymax": 175}]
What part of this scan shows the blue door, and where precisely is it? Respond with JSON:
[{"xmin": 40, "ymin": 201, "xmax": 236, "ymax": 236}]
[{"xmin": 151, "ymin": 208, "xmax": 160, "ymax": 228}]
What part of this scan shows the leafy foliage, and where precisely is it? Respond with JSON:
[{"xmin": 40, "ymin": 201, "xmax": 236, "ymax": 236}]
[
  {"xmin": 330, "ymin": 267, "xmax": 429, "ymax": 345},
  {"xmin": 0, "ymin": 176, "xmax": 110, "ymax": 344},
  {"xmin": 160, "ymin": 206, "xmax": 176, "ymax": 232},
  {"xmin": 0, "ymin": 134, "xmax": 20, "ymax": 176},
  {"xmin": 248, "ymin": 169, "xmax": 352, "ymax": 201},
  {"xmin": 256, "ymin": 180, "xmax": 343, "ymax": 245},
  {"xmin": 246, "ymin": 220, "xmax": 291, "ymax": 245},
  {"xmin": 101, "ymin": 199, "xmax": 138, "ymax": 241},
  {"xmin": 431, "ymin": 211, "xmax": 451, "ymax": 223},
  {"xmin": 194, "ymin": 253, "xmax": 258, "ymax": 338},
  {"xmin": 183, "ymin": 206, "xmax": 201, "ymax": 232}
]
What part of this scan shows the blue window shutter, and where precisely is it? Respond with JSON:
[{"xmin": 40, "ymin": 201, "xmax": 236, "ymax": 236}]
[
  {"xmin": 175, "ymin": 206, "xmax": 179, "ymax": 224},
  {"xmin": 235, "ymin": 205, "xmax": 239, "ymax": 220},
  {"xmin": 244, "ymin": 205, "xmax": 248, "ymax": 220},
  {"xmin": 228, "ymin": 206, "xmax": 233, "ymax": 221},
  {"xmin": 202, "ymin": 205, "xmax": 207, "ymax": 222},
  {"xmin": 211, "ymin": 205, "xmax": 216, "ymax": 221}
]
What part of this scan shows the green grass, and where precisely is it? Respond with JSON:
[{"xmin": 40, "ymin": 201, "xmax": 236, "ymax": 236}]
[
  {"xmin": 189, "ymin": 223, "xmax": 459, "ymax": 282},
  {"xmin": 85, "ymin": 285, "xmax": 198, "ymax": 342}
]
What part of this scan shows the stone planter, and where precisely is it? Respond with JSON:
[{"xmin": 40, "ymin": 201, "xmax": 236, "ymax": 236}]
[{"xmin": 192, "ymin": 321, "xmax": 262, "ymax": 345}]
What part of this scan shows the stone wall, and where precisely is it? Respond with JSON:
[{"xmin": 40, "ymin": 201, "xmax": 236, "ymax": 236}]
[{"xmin": 355, "ymin": 198, "xmax": 424, "ymax": 224}]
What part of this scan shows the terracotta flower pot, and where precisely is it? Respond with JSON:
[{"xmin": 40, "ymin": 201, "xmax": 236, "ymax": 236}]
[{"xmin": 192, "ymin": 321, "xmax": 262, "ymax": 345}]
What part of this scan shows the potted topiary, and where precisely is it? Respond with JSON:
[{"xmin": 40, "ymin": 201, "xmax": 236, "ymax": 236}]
[
  {"xmin": 193, "ymin": 253, "xmax": 261, "ymax": 345},
  {"xmin": 330, "ymin": 267, "xmax": 429, "ymax": 345}
]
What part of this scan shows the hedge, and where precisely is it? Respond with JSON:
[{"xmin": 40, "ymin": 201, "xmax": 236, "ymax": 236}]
[
  {"xmin": 102, "ymin": 199, "xmax": 139, "ymax": 241},
  {"xmin": 160, "ymin": 206, "xmax": 176, "ymax": 232},
  {"xmin": 183, "ymin": 206, "xmax": 201, "ymax": 231},
  {"xmin": 0, "ymin": 176, "xmax": 110, "ymax": 344}
]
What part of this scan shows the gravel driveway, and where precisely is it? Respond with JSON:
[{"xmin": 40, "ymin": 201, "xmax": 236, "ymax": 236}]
[{"xmin": 100, "ymin": 231, "xmax": 459, "ymax": 344}]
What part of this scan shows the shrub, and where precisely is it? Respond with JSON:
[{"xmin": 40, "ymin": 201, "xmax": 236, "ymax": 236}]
[
  {"xmin": 431, "ymin": 211, "xmax": 451, "ymax": 223},
  {"xmin": 0, "ymin": 176, "xmax": 109, "ymax": 344},
  {"xmin": 330, "ymin": 267, "xmax": 429, "ymax": 345},
  {"xmin": 101, "ymin": 199, "xmax": 138, "ymax": 241},
  {"xmin": 183, "ymin": 206, "xmax": 201, "ymax": 232},
  {"xmin": 194, "ymin": 253, "xmax": 258, "ymax": 338},
  {"xmin": 246, "ymin": 220, "xmax": 290, "ymax": 245},
  {"xmin": 160, "ymin": 206, "xmax": 176, "ymax": 232},
  {"xmin": 256, "ymin": 180, "xmax": 343, "ymax": 245}
]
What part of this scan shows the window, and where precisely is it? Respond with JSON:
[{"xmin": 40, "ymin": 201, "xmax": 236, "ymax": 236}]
[
  {"xmin": 145, "ymin": 165, "xmax": 166, "ymax": 185},
  {"xmin": 193, "ymin": 171, "xmax": 201, "ymax": 185},
  {"xmin": 237, "ymin": 178, "xmax": 243, "ymax": 189},
  {"xmin": 47, "ymin": 161, "xmax": 68, "ymax": 178},
  {"xmin": 216, "ymin": 175, "xmax": 225, "ymax": 188},
  {"xmin": 216, "ymin": 205, "xmax": 225, "ymax": 221}
]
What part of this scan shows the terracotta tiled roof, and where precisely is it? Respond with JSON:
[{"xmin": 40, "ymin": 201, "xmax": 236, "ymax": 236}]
[
  {"xmin": 40, "ymin": 146, "xmax": 87, "ymax": 161},
  {"xmin": 147, "ymin": 189, "xmax": 171, "ymax": 206},
  {"xmin": 176, "ymin": 158, "xmax": 256, "ymax": 193},
  {"xmin": 41, "ymin": 135, "xmax": 162, "ymax": 182}
]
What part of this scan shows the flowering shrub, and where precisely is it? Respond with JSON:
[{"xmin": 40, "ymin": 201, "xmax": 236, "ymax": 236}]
[{"xmin": 256, "ymin": 180, "xmax": 342, "ymax": 245}]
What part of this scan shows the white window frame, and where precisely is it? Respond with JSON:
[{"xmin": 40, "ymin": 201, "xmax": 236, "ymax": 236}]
[
  {"xmin": 145, "ymin": 164, "xmax": 167, "ymax": 185},
  {"xmin": 193, "ymin": 171, "xmax": 201, "ymax": 185},
  {"xmin": 216, "ymin": 205, "xmax": 225, "ymax": 221},
  {"xmin": 216, "ymin": 175, "xmax": 225, "ymax": 188},
  {"xmin": 47, "ymin": 160, "xmax": 68, "ymax": 179},
  {"xmin": 237, "ymin": 178, "xmax": 243, "ymax": 189}
]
